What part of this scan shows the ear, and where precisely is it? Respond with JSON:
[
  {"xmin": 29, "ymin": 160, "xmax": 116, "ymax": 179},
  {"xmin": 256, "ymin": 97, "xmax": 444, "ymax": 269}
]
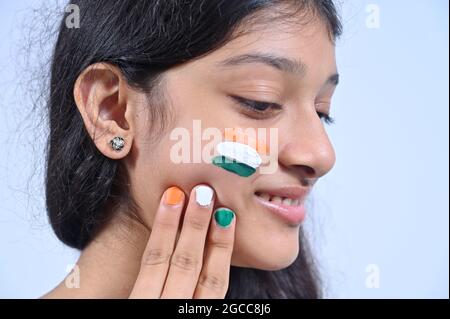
[{"xmin": 73, "ymin": 63, "xmax": 135, "ymax": 159}]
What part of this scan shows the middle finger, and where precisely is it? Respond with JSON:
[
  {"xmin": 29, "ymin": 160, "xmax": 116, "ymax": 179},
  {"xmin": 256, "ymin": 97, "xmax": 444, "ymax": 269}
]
[{"xmin": 161, "ymin": 184, "xmax": 215, "ymax": 298}]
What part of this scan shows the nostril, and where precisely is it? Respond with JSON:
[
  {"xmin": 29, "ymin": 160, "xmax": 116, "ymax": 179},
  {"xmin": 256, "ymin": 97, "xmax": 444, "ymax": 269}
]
[{"xmin": 297, "ymin": 165, "xmax": 316, "ymax": 179}]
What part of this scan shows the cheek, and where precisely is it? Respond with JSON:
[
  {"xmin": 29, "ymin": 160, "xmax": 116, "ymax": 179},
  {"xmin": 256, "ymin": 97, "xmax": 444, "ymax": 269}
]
[
  {"xmin": 162, "ymin": 157, "xmax": 255, "ymax": 211},
  {"xmin": 154, "ymin": 132, "xmax": 257, "ymax": 209}
]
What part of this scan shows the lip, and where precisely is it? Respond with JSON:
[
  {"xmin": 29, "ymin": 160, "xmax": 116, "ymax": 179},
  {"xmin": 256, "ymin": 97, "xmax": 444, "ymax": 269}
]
[
  {"xmin": 256, "ymin": 186, "xmax": 309, "ymax": 201},
  {"xmin": 254, "ymin": 186, "xmax": 310, "ymax": 226}
]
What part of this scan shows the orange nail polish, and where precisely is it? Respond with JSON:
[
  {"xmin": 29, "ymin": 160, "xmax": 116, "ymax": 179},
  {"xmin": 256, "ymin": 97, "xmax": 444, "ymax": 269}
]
[{"xmin": 164, "ymin": 187, "xmax": 184, "ymax": 205}]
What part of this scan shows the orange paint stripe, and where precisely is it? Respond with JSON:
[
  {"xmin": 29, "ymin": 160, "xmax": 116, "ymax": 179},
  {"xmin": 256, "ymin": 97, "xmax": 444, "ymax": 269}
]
[{"xmin": 224, "ymin": 129, "xmax": 269, "ymax": 155}]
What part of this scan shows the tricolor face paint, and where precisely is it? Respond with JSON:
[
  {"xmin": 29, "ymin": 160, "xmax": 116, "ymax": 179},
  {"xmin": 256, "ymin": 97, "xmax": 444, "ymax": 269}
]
[{"xmin": 212, "ymin": 129, "xmax": 266, "ymax": 177}]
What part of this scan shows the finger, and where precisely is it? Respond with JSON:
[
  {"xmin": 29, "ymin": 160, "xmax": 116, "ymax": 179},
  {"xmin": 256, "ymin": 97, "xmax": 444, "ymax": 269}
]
[
  {"xmin": 129, "ymin": 186, "xmax": 185, "ymax": 299},
  {"xmin": 160, "ymin": 184, "xmax": 215, "ymax": 299},
  {"xmin": 194, "ymin": 208, "xmax": 236, "ymax": 299}
]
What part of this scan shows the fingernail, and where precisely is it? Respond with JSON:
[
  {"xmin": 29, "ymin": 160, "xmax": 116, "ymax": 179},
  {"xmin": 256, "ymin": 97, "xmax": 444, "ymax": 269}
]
[
  {"xmin": 195, "ymin": 185, "xmax": 214, "ymax": 207},
  {"xmin": 214, "ymin": 208, "xmax": 235, "ymax": 228},
  {"xmin": 164, "ymin": 187, "xmax": 184, "ymax": 206}
]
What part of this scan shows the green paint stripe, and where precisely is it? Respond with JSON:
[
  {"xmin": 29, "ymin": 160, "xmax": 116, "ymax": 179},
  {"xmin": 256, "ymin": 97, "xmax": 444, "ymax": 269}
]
[{"xmin": 212, "ymin": 156, "xmax": 256, "ymax": 177}]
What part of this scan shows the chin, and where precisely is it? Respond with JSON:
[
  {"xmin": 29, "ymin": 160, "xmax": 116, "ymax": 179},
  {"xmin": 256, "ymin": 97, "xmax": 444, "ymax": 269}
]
[
  {"xmin": 232, "ymin": 236, "xmax": 300, "ymax": 271},
  {"xmin": 256, "ymin": 248, "xmax": 299, "ymax": 271}
]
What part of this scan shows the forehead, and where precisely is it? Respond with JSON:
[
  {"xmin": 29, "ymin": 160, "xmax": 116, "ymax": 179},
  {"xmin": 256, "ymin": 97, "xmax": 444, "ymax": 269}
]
[{"xmin": 196, "ymin": 14, "xmax": 337, "ymax": 77}]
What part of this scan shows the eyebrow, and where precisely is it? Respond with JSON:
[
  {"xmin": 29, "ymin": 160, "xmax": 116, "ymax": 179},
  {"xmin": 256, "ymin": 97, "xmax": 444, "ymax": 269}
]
[{"xmin": 218, "ymin": 53, "xmax": 339, "ymax": 86}]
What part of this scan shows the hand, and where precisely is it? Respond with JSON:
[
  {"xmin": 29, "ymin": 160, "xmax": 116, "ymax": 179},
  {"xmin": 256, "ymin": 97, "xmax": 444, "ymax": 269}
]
[{"xmin": 129, "ymin": 185, "xmax": 236, "ymax": 299}]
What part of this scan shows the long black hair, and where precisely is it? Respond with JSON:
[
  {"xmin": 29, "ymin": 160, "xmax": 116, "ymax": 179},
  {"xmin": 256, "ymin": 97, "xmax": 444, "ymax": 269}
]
[{"xmin": 45, "ymin": 0, "xmax": 342, "ymax": 298}]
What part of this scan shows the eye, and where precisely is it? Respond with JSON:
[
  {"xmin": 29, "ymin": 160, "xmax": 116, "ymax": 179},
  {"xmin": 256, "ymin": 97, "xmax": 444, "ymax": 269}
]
[
  {"xmin": 317, "ymin": 111, "xmax": 335, "ymax": 125},
  {"xmin": 231, "ymin": 95, "xmax": 282, "ymax": 113}
]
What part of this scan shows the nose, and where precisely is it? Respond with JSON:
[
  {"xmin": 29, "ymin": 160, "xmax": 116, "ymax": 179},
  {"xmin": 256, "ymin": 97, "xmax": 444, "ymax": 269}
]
[{"xmin": 278, "ymin": 111, "xmax": 336, "ymax": 179}]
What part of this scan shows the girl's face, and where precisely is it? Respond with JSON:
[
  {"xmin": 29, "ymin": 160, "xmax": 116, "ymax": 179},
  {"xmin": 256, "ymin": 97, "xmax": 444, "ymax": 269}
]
[{"xmin": 126, "ymin": 16, "xmax": 338, "ymax": 271}]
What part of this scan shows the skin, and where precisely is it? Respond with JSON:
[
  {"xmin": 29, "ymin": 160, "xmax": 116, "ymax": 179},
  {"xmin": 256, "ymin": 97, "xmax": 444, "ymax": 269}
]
[{"xmin": 43, "ymin": 11, "xmax": 337, "ymax": 298}]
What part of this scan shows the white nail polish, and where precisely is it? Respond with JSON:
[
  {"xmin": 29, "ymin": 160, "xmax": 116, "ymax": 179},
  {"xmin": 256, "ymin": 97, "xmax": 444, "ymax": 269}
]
[{"xmin": 195, "ymin": 185, "xmax": 214, "ymax": 207}]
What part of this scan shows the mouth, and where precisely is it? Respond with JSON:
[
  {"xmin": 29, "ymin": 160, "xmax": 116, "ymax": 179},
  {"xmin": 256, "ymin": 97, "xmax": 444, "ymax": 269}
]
[{"xmin": 254, "ymin": 186, "xmax": 310, "ymax": 226}]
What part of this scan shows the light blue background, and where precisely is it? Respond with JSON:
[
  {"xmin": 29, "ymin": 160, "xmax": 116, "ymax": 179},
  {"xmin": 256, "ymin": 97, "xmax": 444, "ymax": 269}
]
[{"xmin": 0, "ymin": 0, "xmax": 448, "ymax": 298}]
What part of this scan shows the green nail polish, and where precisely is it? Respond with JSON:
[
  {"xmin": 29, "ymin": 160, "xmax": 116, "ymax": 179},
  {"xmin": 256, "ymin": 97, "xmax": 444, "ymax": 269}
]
[{"xmin": 214, "ymin": 208, "xmax": 235, "ymax": 228}]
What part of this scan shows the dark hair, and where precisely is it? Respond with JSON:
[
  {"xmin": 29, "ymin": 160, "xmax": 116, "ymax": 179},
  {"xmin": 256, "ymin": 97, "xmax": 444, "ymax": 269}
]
[{"xmin": 46, "ymin": 0, "xmax": 341, "ymax": 298}]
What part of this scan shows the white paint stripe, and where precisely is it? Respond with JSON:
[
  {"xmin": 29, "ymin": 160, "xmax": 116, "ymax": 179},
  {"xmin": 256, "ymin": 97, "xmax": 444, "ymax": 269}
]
[{"xmin": 216, "ymin": 142, "xmax": 262, "ymax": 169}]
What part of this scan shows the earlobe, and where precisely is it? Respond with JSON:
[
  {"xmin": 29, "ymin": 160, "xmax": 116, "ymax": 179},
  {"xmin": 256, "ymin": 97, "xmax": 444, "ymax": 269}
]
[{"xmin": 73, "ymin": 63, "xmax": 134, "ymax": 160}]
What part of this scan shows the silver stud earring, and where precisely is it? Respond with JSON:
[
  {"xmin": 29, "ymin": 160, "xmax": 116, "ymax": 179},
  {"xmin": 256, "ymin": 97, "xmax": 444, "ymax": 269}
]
[{"xmin": 110, "ymin": 136, "xmax": 125, "ymax": 152}]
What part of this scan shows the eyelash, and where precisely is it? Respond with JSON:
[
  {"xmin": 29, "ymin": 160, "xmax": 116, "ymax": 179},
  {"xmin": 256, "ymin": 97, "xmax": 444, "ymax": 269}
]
[
  {"xmin": 231, "ymin": 95, "xmax": 335, "ymax": 125},
  {"xmin": 231, "ymin": 95, "xmax": 282, "ymax": 113},
  {"xmin": 318, "ymin": 112, "xmax": 335, "ymax": 125}
]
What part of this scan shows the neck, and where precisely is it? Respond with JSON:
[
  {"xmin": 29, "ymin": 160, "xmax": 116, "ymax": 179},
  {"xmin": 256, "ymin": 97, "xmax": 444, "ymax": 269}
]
[{"xmin": 43, "ymin": 213, "xmax": 149, "ymax": 298}]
